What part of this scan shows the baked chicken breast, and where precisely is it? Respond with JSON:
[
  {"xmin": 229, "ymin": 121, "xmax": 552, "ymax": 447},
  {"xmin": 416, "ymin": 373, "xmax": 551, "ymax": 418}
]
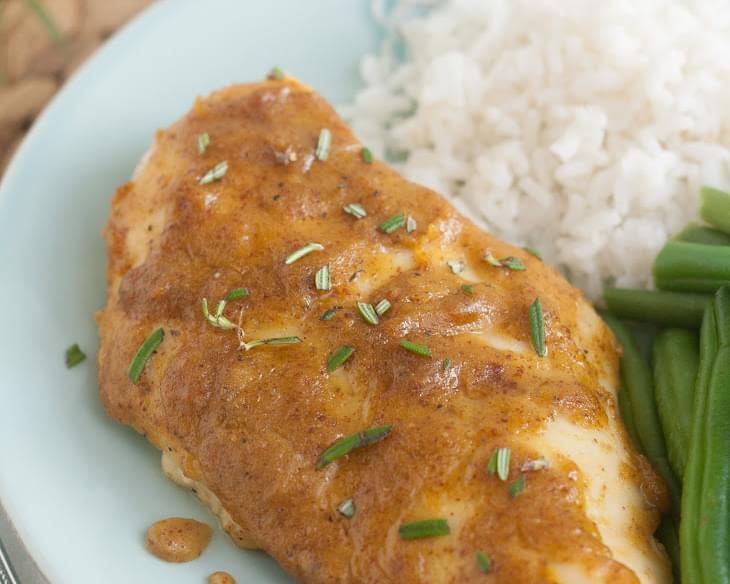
[{"xmin": 98, "ymin": 78, "xmax": 671, "ymax": 583}]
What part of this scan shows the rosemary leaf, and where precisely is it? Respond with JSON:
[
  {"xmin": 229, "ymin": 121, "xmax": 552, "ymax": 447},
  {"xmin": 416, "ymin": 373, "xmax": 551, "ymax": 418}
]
[
  {"xmin": 327, "ymin": 345, "xmax": 355, "ymax": 372},
  {"xmin": 379, "ymin": 213, "xmax": 406, "ymax": 234},
  {"xmin": 315, "ymin": 424, "xmax": 392, "ymax": 469},
  {"xmin": 357, "ymin": 302, "xmax": 379, "ymax": 325},
  {"xmin": 127, "ymin": 328, "xmax": 164, "ymax": 384},
  {"xmin": 316, "ymin": 128, "xmax": 332, "ymax": 161},
  {"xmin": 315, "ymin": 265, "xmax": 332, "ymax": 291},
  {"xmin": 399, "ymin": 519, "xmax": 450, "ymax": 540},
  {"xmin": 399, "ymin": 339, "xmax": 432, "ymax": 358},
  {"xmin": 285, "ymin": 242, "xmax": 324, "ymax": 265},
  {"xmin": 529, "ymin": 298, "xmax": 547, "ymax": 357}
]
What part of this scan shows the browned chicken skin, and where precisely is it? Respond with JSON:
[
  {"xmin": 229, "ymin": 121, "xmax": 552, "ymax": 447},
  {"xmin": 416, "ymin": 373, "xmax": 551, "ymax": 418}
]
[{"xmin": 97, "ymin": 79, "xmax": 671, "ymax": 583}]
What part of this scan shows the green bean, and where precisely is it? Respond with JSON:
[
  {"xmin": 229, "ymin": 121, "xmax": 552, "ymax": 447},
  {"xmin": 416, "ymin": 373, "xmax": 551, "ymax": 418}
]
[
  {"xmin": 656, "ymin": 516, "xmax": 681, "ymax": 584},
  {"xmin": 681, "ymin": 302, "xmax": 717, "ymax": 584},
  {"xmin": 601, "ymin": 313, "xmax": 681, "ymax": 517},
  {"xmin": 603, "ymin": 287, "xmax": 710, "ymax": 328},
  {"xmin": 654, "ymin": 240, "xmax": 730, "ymax": 292},
  {"xmin": 617, "ymin": 385, "xmax": 641, "ymax": 451},
  {"xmin": 697, "ymin": 286, "xmax": 730, "ymax": 583},
  {"xmin": 700, "ymin": 186, "xmax": 730, "ymax": 235},
  {"xmin": 675, "ymin": 222, "xmax": 730, "ymax": 246},
  {"xmin": 652, "ymin": 329, "xmax": 699, "ymax": 479}
]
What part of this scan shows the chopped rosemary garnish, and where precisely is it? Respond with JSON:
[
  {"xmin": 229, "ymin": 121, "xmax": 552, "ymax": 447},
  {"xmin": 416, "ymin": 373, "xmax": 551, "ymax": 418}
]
[
  {"xmin": 442, "ymin": 357, "xmax": 451, "ymax": 371},
  {"xmin": 361, "ymin": 147, "xmax": 373, "ymax": 164},
  {"xmin": 500, "ymin": 257, "xmax": 526, "ymax": 271},
  {"xmin": 475, "ymin": 551, "xmax": 491, "ymax": 574},
  {"xmin": 315, "ymin": 128, "xmax": 332, "ymax": 161},
  {"xmin": 487, "ymin": 447, "xmax": 511, "ymax": 481},
  {"xmin": 447, "ymin": 259, "xmax": 465, "ymax": 274},
  {"xmin": 65, "ymin": 343, "xmax": 86, "ymax": 368},
  {"xmin": 374, "ymin": 299, "xmax": 391, "ymax": 316},
  {"xmin": 197, "ymin": 132, "xmax": 210, "ymax": 155},
  {"xmin": 267, "ymin": 66, "xmax": 285, "ymax": 80},
  {"xmin": 241, "ymin": 336, "xmax": 302, "ymax": 351},
  {"xmin": 357, "ymin": 302, "xmax": 379, "ymax": 325},
  {"xmin": 315, "ymin": 424, "xmax": 393, "ymax": 469},
  {"xmin": 201, "ymin": 298, "xmax": 237, "ymax": 330},
  {"xmin": 379, "ymin": 213, "xmax": 406, "ymax": 234},
  {"xmin": 127, "ymin": 328, "xmax": 164, "ymax": 384},
  {"xmin": 224, "ymin": 287, "xmax": 249, "ymax": 302},
  {"xmin": 485, "ymin": 251, "xmax": 526, "ymax": 271},
  {"xmin": 524, "ymin": 246, "xmax": 542, "ymax": 260},
  {"xmin": 461, "ymin": 284, "xmax": 475, "ymax": 294},
  {"xmin": 320, "ymin": 307, "xmax": 339, "ymax": 321},
  {"xmin": 521, "ymin": 457, "xmax": 549, "ymax": 472},
  {"xmin": 327, "ymin": 345, "xmax": 354, "ymax": 372},
  {"xmin": 343, "ymin": 202, "xmax": 367, "ymax": 219},
  {"xmin": 406, "ymin": 215, "xmax": 417, "ymax": 233},
  {"xmin": 199, "ymin": 160, "xmax": 228, "ymax": 185},
  {"xmin": 337, "ymin": 498, "xmax": 356, "ymax": 518},
  {"xmin": 315, "ymin": 265, "xmax": 332, "ymax": 291},
  {"xmin": 509, "ymin": 474, "xmax": 526, "ymax": 498},
  {"xmin": 285, "ymin": 242, "xmax": 324, "ymax": 264},
  {"xmin": 529, "ymin": 298, "xmax": 547, "ymax": 357},
  {"xmin": 399, "ymin": 339, "xmax": 432, "ymax": 358},
  {"xmin": 398, "ymin": 519, "xmax": 450, "ymax": 540}
]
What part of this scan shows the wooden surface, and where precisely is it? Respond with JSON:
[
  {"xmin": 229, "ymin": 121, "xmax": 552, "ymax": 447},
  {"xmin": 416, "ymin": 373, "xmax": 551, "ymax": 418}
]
[{"xmin": 0, "ymin": 0, "xmax": 155, "ymax": 173}]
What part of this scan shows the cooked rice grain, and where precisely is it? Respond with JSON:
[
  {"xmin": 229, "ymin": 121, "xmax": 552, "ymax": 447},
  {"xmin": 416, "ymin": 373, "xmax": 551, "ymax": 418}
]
[{"xmin": 343, "ymin": 0, "xmax": 730, "ymax": 297}]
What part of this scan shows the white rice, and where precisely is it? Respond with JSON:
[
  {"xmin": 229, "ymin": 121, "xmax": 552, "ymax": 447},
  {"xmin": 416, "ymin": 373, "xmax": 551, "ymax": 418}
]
[{"xmin": 343, "ymin": 0, "xmax": 730, "ymax": 298}]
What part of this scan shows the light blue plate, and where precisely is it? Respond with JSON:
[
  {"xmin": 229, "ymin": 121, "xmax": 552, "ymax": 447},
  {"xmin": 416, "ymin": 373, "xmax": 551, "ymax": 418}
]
[{"xmin": 0, "ymin": 1, "xmax": 380, "ymax": 582}]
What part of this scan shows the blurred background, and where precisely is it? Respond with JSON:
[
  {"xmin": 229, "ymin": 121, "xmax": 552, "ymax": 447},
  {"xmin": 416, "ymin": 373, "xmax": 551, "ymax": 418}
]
[{"xmin": 0, "ymin": 0, "xmax": 154, "ymax": 172}]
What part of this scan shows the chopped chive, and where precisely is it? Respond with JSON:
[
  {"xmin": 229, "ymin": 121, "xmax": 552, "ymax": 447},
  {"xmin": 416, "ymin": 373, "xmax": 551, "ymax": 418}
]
[
  {"xmin": 406, "ymin": 215, "xmax": 417, "ymax": 233},
  {"xmin": 343, "ymin": 202, "xmax": 367, "ymax": 219},
  {"xmin": 509, "ymin": 474, "xmax": 526, "ymax": 498},
  {"xmin": 487, "ymin": 447, "xmax": 511, "ymax": 481},
  {"xmin": 374, "ymin": 299, "xmax": 391, "ymax": 316},
  {"xmin": 197, "ymin": 132, "xmax": 210, "ymax": 155},
  {"xmin": 447, "ymin": 259, "xmax": 465, "ymax": 274},
  {"xmin": 321, "ymin": 307, "xmax": 339, "ymax": 321},
  {"xmin": 528, "ymin": 298, "xmax": 547, "ymax": 357},
  {"xmin": 461, "ymin": 284, "xmax": 475, "ymax": 295},
  {"xmin": 442, "ymin": 358, "xmax": 451, "ymax": 371},
  {"xmin": 327, "ymin": 345, "xmax": 354, "ymax": 372},
  {"xmin": 500, "ymin": 256, "xmax": 526, "ymax": 271},
  {"xmin": 524, "ymin": 246, "xmax": 542, "ymax": 260},
  {"xmin": 242, "ymin": 336, "xmax": 302, "ymax": 351},
  {"xmin": 475, "ymin": 551, "xmax": 491, "ymax": 574},
  {"xmin": 399, "ymin": 519, "xmax": 450, "ymax": 540},
  {"xmin": 361, "ymin": 147, "xmax": 373, "ymax": 164},
  {"xmin": 379, "ymin": 213, "xmax": 406, "ymax": 234},
  {"xmin": 224, "ymin": 287, "xmax": 249, "ymax": 302},
  {"xmin": 65, "ymin": 343, "xmax": 86, "ymax": 368},
  {"xmin": 357, "ymin": 302, "xmax": 379, "ymax": 325},
  {"xmin": 399, "ymin": 339, "xmax": 432, "ymax": 358},
  {"xmin": 201, "ymin": 298, "xmax": 236, "ymax": 330},
  {"xmin": 127, "ymin": 328, "xmax": 164, "ymax": 383},
  {"xmin": 267, "ymin": 66, "xmax": 285, "ymax": 80},
  {"xmin": 521, "ymin": 456, "xmax": 549, "ymax": 472},
  {"xmin": 285, "ymin": 242, "xmax": 324, "ymax": 264},
  {"xmin": 315, "ymin": 128, "xmax": 332, "ymax": 161},
  {"xmin": 315, "ymin": 424, "xmax": 392, "ymax": 469},
  {"xmin": 315, "ymin": 265, "xmax": 332, "ymax": 291},
  {"xmin": 337, "ymin": 498, "xmax": 356, "ymax": 518},
  {"xmin": 199, "ymin": 160, "xmax": 228, "ymax": 185}
]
